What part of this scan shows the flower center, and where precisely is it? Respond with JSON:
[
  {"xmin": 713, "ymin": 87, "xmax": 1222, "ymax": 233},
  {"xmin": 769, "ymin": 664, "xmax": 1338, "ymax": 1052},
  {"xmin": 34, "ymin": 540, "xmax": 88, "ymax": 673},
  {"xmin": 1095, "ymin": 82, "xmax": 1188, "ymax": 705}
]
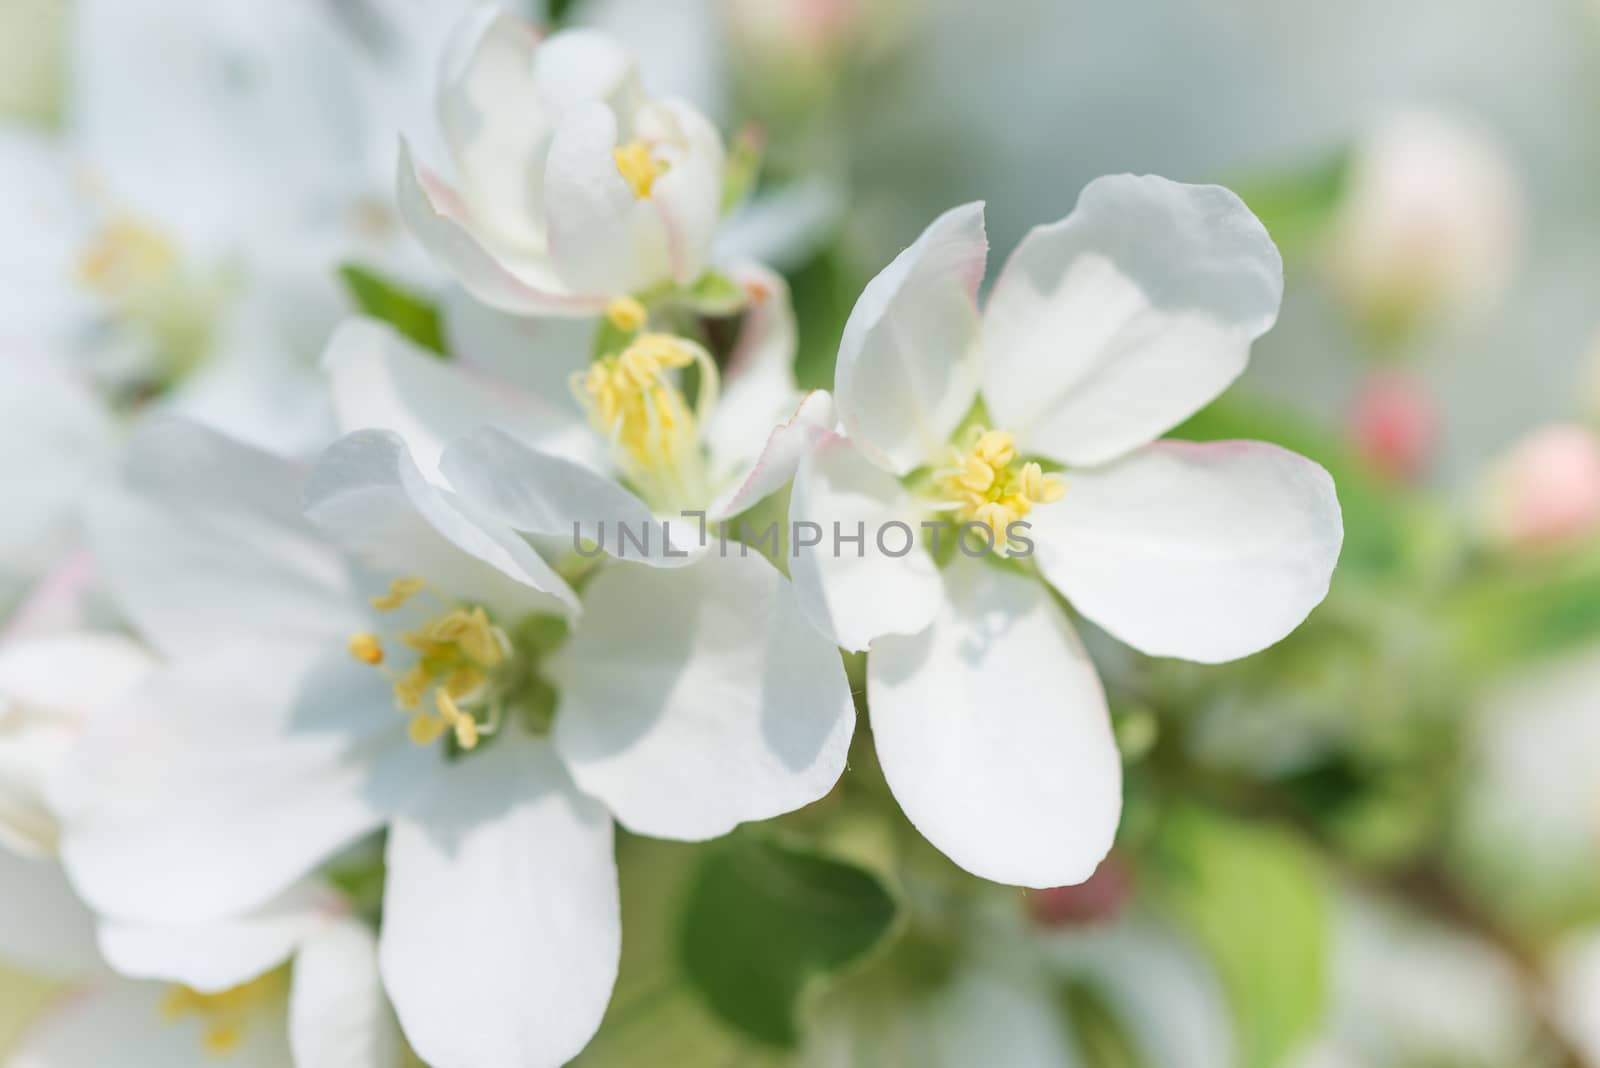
[
  {"xmin": 76, "ymin": 215, "xmax": 178, "ymax": 304},
  {"xmin": 160, "ymin": 969, "xmax": 287, "ymax": 1056},
  {"xmin": 930, "ymin": 427, "xmax": 1065, "ymax": 547},
  {"xmin": 573, "ymin": 333, "xmax": 719, "ymax": 513},
  {"xmin": 349, "ymin": 578, "xmax": 510, "ymax": 751},
  {"xmin": 613, "ymin": 139, "xmax": 668, "ymax": 199}
]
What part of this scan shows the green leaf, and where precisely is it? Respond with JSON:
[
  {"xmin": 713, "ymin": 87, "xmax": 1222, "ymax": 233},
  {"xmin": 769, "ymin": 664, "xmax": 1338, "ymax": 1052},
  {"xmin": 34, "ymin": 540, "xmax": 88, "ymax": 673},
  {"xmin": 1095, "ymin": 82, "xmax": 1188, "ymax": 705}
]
[
  {"xmin": 1445, "ymin": 545, "xmax": 1600, "ymax": 678},
  {"xmin": 1227, "ymin": 152, "xmax": 1350, "ymax": 263},
  {"xmin": 338, "ymin": 264, "xmax": 446, "ymax": 356},
  {"xmin": 1151, "ymin": 808, "xmax": 1328, "ymax": 1068},
  {"xmin": 678, "ymin": 831, "xmax": 903, "ymax": 1047}
]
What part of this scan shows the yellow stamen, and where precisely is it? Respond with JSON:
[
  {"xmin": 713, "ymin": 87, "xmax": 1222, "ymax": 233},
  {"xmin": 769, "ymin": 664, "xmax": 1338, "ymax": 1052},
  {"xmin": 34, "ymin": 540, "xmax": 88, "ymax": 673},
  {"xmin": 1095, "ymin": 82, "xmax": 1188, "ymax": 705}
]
[
  {"xmin": 159, "ymin": 971, "xmax": 286, "ymax": 1056},
  {"xmin": 76, "ymin": 215, "xmax": 177, "ymax": 303},
  {"xmin": 351, "ymin": 594, "xmax": 508, "ymax": 750},
  {"xmin": 371, "ymin": 576, "xmax": 426, "ymax": 612},
  {"xmin": 932, "ymin": 426, "xmax": 1066, "ymax": 552},
  {"xmin": 613, "ymin": 140, "xmax": 668, "ymax": 199},
  {"xmin": 573, "ymin": 333, "xmax": 718, "ymax": 511},
  {"xmin": 347, "ymin": 632, "xmax": 385, "ymax": 666},
  {"xmin": 606, "ymin": 295, "xmax": 648, "ymax": 333}
]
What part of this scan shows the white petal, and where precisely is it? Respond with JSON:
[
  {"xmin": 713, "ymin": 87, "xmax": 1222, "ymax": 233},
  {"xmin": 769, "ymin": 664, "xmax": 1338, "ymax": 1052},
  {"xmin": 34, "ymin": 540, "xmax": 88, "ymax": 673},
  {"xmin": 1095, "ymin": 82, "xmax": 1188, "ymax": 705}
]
[
  {"xmin": 438, "ymin": 11, "xmax": 551, "ymax": 251},
  {"xmin": 1033, "ymin": 440, "xmax": 1342, "ymax": 663},
  {"xmin": 440, "ymin": 426, "xmax": 701, "ymax": 567},
  {"xmin": 86, "ymin": 421, "xmax": 364, "ymax": 659},
  {"xmin": 703, "ymin": 264, "xmax": 804, "ymax": 487},
  {"xmin": 636, "ymin": 98, "xmax": 725, "ymax": 283},
  {"xmin": 834, "ymin": 202, "xmax": 987, "ymax": 475},
  {"xmin": 440, "ymin": 288, "xmax": 598, "ymax": 432},
  {"xmin": 868, "ymin": 557, "xmax": 1121, "ymax": 888},
  {"xmin": 57, "ymin": 647, "xmax": 433, "ymax": 925},
  {"xmin": 982, "ymin": 175, "xmax": 1283, "ymax": 466},
  {"xmin": 5, "ymin": 979, "xmax": 291, "ymax": 1068},
  {"xmin": 397, "ymin": 139, "xmax": 604, "ymax": 316},
  {"xmin": 381, "ymin": 732, "xmax": 618, "ymax": 1068},
  {"xmin": 708, "ymin": 390, "xmax": 836, "ymax": 521},
  {"xmin": 550, "ymin": 551, "xmax": 855, "ymax": 840},
  {"xmin": 98, "ymin": 881, "xmax": 345, "ymax": 995},
  {"xmin": 0, "ymin": 357, "xmax": 113, "ymax": 579},
  {"xmin": 0, "ymin": 852, "xmax": 103, "ymax": 978},
  {"xmin": 0, "ymin": 129, "xmax": 91, "ymax": 351},
  {"xmin": 290, "ymin": 918, "xmax": 401, "ymax": 1068},
  {"xmin": 0, "ymin": 632, "xmax": 155, "ymax": 857},
  {"xmin": 323, "ymin": 317, "xmax": 595, "ymax": 482},
  {"xmin": 787, "ymin": 437, "xmax": 943, "ymax": 652},
  {"xmin": 544, "ymin": 102, "xmax": 672, "ymax": 296},
  {"xmin": 305, "ymin": 429, "xmax": 578, "ymax": 617}
]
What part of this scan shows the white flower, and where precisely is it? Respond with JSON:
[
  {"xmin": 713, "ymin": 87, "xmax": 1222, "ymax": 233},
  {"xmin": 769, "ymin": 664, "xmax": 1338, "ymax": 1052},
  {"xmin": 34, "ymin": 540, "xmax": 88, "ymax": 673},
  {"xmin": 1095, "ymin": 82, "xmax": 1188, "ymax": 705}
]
[
  {"xmin": 398, "ymin": 13, "xmax": 727, "ymax": 316},
  {"xmin": 787, "ymin": 175, "xmax": 1343, "ymax": 887},
  {"xmin": 57, "ymin": 414, "xmax": 854, "ymax": 1068},
  {"xmin": 7, "ymin": 881, "xmax": 401, "ymax": 1068},
  {"xmin": 327, "ymin": 262, "xmax": 829, "ymax": 521},
  {"xmin": 0, "ymin": 630, "xmax": 400, "ymax": 1066},
  {"xmin": 1326, "ymin": 109, "xmax": 1524, "ymax": 334}
]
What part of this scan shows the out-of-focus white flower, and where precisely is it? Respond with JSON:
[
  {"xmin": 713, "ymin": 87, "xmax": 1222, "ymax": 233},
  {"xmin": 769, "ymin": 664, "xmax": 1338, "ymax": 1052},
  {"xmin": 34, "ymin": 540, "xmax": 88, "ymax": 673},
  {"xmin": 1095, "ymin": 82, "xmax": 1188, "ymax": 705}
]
[
  {"xmin": 57, "ymin": 415, "xmax": 853, "ymax": 1068},
  {"xmin": 1477, "ymin": 423, "xmax": 1600, "ymax": 551},
  {"xmin": 1458, "ymin": 651, "xmax": 1600, "ymax": 904},
  {"xmin": 399, "ymin": 13, "xmax": 727, "ymax": 317},
  {"xmin": 1326, "ymin": 110, "xmax": 1525, "ymax": 337},
  {"xmin": 786, "ymin": 176, "xmax": 1343, "ymax": 888},
  {"xmin": 1551, "ymin": 929, "xmax": 1600, "ymax": 1067},
  {"xmin": 0, "ymin": 629, "xmax": 401, "ymax": 1066},
  {"xmin": 1291, "ymin": 891, "xmax": 1534, "ymax": 1067}
]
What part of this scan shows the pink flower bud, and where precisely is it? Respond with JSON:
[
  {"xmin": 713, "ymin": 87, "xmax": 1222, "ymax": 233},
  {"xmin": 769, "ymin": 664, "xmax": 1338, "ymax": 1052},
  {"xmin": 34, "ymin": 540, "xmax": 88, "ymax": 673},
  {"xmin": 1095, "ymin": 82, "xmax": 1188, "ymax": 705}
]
[
  {"xmin": 1349, "ymin": 370, "xmax": 1436, "ymax": 482},
  {"xmin": 1480, "ymin": 425, "xmax": 1600, "ymax": 551},
  {"xmin": 1026, "ymin": 854, "xmax": 1132, "ymax": 928}
]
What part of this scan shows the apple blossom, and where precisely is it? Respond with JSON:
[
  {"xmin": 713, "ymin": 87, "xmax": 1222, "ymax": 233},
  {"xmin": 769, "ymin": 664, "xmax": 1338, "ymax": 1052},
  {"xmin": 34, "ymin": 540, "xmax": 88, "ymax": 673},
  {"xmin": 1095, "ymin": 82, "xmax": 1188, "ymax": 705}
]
[
  {"xmin": 786, "ymin": 175, "xmax": 1343, "ymax": 887},
  {"xmin": 56, "ymin": 416, "xmax": 853, "ymax": 1068},
  {"xmin": 398, "ymin": 13, "xmax": 728, "ymax": 317}
]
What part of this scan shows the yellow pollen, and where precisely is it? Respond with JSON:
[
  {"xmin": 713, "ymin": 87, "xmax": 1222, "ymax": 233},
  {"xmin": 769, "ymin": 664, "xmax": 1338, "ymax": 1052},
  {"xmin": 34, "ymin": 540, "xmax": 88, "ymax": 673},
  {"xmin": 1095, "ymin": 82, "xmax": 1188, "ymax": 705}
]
[
  {"xmin": 574, "ymin": 334, "xmax": 718, "ymax": 498},
  {"xmin": 76, "ymin": 215, "xmax": 177, "ymax": 303},
  {"xmin": 370, "ymin": 576, "xmax": 426, "ymax": 612},
  {"xmin": 347, "ymin": 632, "xmax": 385, "ymax": 666},
  {"xmin": 933, "ymin": 426, "xmax": 1066, "ymax": 551},
  {"xmin": 613, "ymin": 140, "xmax": 668, "ymax": 199},
  {"xmin": 605, "ymin": 295, "xmax": 648, "ymax": 333},
  {"xmin": 160, "ymin": 971, "xmax": 286, "ymax": 1056},
  {"xmin": 351, "ymin": 595, "xmax": 506, "ymax": 750}
]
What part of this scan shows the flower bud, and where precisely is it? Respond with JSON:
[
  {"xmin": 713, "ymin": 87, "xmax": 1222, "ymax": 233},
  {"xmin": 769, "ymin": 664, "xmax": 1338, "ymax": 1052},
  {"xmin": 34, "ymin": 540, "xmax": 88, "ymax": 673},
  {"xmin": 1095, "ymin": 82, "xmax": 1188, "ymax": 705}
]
[
  {"xmin": 1348, "ymin": 369, "xmax": 1436, "ymax": 482},
  {"xmin": 1478, "ymin": 424, "xmax": 1600, "ymax": 551}
]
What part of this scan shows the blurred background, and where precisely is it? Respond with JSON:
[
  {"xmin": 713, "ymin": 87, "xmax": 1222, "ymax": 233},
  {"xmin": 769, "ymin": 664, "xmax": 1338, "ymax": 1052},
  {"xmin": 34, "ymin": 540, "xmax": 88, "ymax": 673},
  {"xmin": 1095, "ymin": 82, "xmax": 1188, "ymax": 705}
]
[{"xmin": 5, "ymin": 0, "xmax": 1600, "ymax": 1065}]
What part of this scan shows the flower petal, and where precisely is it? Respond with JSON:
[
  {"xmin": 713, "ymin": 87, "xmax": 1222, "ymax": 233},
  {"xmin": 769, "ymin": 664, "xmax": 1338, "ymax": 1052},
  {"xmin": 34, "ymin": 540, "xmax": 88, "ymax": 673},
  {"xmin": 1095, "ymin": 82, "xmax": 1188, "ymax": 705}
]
[
  {"xmin": 703, "ymin": 264, "xmax": 805, "ymax": 489},
  {"xmin": 381, "ymin": 732, "xmax": 618, "ymax": 1068},
  {"xmin": 6, "ymin": 979, "xmax": 292, "ymax": 1068},
  {"xmin": 305, "ymin": 429, "xmax": 578, "ymax": 617},
  {"xmin": 868, "ymin": 557, "xmax": 1121, "ymax": 888},
  {"xmin": 97, "ymin": 881, "xmax": 345, "ymax": 995},
  {"xmin": 1032, "ymin": 440, "xmax": 1342, "ymax": 663},
  {"xmin": 324, "ymin": 317, "xmax": 596, "ymax": 482},
  {"xmin": 57, "ymin": 647, "xmax": 433, "ymax": 925},
  {"xmin": 549, "ymin": 551, "xmax": 855, "ymax": 840},
  {"xmin": 0, "ymin": 356, "xmax": 113, "ymax": 580},
  {"xmin": 708, "ymin": 390, "xmax": 836, "ymax": 521},
  {"xmin": 86, "ymin": 420, "xmax": 365, "ymax": 659},
  {"xmin": 290, "ymin": 918, "xmax": 401, "ymax": 1068},
  {"xmin": 397, "ymin": 139, "xmax": 603, "ymax": 316},
  {"xmin": 787, "ymin": 437, "xmax": 943, "ymax": 652},
  {"xmin": 982, "ymin": 175, "xmax": 1283, "ymax": 466},
  {"xmin": 0, "ymin": 851, "xmax": 103, "ymax": 978},
  {"xmin": 0, "ymin": 632, "xmax": 155, "ymax": 857},
  {"xmin": 544, "ymin": 102, "xmax": 672, "ymax": 296},
  {"xmin": 441, "ymin": 425, "xmax": 702, "ymax": 566},
  {"xmin": 637, "ymin": 98, "xmax": 725, "ymax": 283},
  {"xmin": 834, "ymin": 202, "xmax": 987, "ymax": 475}
]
